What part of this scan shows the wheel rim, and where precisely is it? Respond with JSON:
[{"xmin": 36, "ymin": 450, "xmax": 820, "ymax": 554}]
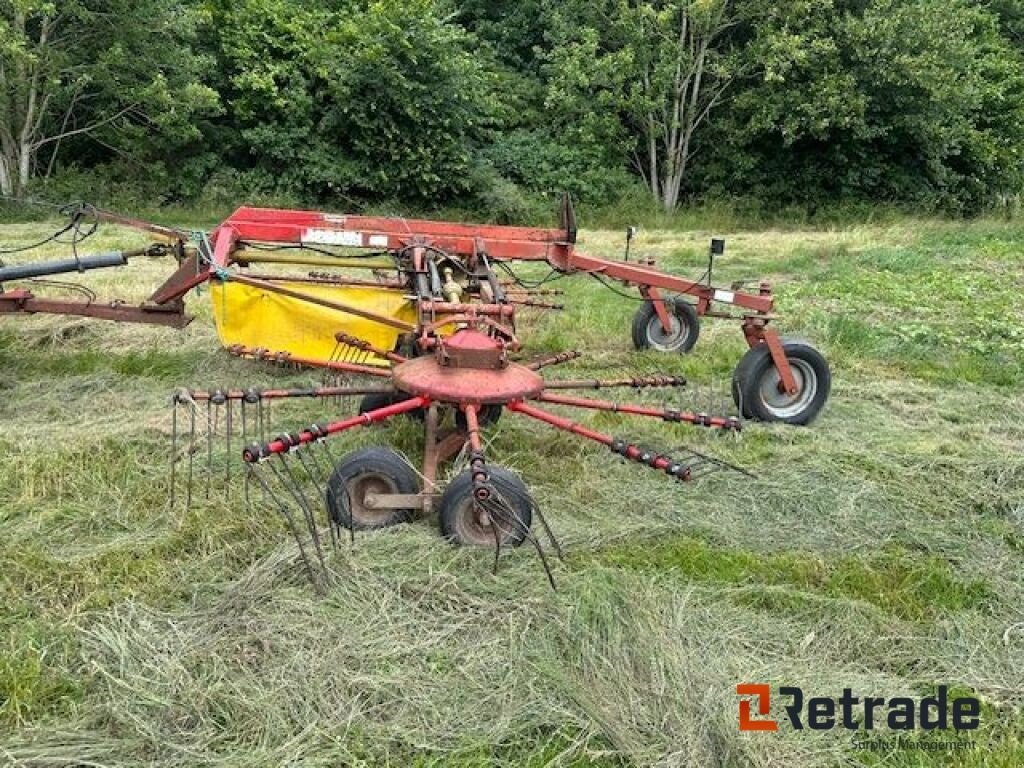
[
  {"xmin": 346, "ymin": 473, "xmax": 398, "ymax": 527},
  {"xmin": 757, "ymin": 358, "xmax": 818, "ymax": 419},
  {"xmin": 645, "ymin": 312, "xmax": 689, "ymax": 351},
  {"xmin": 451, "ymin": 497, "xmax": 514, "ymax": 546}
]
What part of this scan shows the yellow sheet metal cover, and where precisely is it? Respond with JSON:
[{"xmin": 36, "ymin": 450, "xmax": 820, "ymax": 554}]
[{"xmin": 210, "ymin": 281, "xmax": 415, "ymax": 367}]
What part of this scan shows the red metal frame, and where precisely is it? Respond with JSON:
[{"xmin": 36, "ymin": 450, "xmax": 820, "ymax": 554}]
[
  {"xmin": 0, "ymin": 204, "xmax": 800, "ymax": 395},
  {"xmin": 534, "ymin": 391, "xmax": 741, "ymax": 430},
  {"xmin": 243, "ymin": 394, "xmax": 431, "ymax": 461},
  {"xmin": 204, "ymin": 206, "xmax": 792, "ymax": 388},
  {"xmin": 210, "ymin": 206, "xmax": 774, "ymax": 314},
  {"xmin": 0, "ymin": 288, "xmax": 191, "ymax": 328}
]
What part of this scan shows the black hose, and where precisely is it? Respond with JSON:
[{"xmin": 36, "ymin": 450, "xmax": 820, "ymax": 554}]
[{"xmin": 0, "ymin": 251, "xmax": 127, "ymax": 283}]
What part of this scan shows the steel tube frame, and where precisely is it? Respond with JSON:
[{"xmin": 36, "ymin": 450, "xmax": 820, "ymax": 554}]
[
  {"xmin": 243, "ymin": 395, "xmax": 430, "ymax": 461},
  {"xmin": 533, "ymin": 391, "xmax": 741, "ymax": 431}
]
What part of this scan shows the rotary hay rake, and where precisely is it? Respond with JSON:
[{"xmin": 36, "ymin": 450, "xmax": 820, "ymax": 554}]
[
  {"xmin": 173, "ymin": 326, "xmax": 750, "ymax": 591},
  {"xmin": 1, "ymin": 197, "xmax": 831, "ymax": 587}
]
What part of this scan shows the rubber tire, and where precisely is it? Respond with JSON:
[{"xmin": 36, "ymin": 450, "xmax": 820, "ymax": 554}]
[
  {"xmin": 325, "ymin": 447, "xmax": 420, "ymax": 531},
  {"xmin": 439, "ymin": 466, "xmax": 533, "ymax": 548},
  {"xmin": 631, "ymin": 298, "xmax": 700, "ymax": 353},
  {"xmin": 731, "ymin": 338, "xmax": 831, "ymax": 425},
  {"xmin": 455, "ymin": 404, "xmax": 503, "ymax": 430},
  {"xmin": 358, "ymin": 391, "xmax": 426, "ymax": 422}
]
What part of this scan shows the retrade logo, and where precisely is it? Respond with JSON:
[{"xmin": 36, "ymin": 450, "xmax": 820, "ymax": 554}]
[
  {"xmin": 736, "ymin": 684, "xmax": 980, "ymax": 732},
  {"xmin": 736, "ymin": 684, "xmax": 778, "ymax": 731}
]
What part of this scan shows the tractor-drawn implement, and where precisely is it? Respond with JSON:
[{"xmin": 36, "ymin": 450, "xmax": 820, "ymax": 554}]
[{"xmin": 1, "ymin": 197, "xmax": 831, "ymax": 587}]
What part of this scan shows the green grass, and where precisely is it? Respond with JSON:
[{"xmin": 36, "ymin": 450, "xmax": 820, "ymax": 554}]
[
  {"xmin": 0, "ymin": 214, "xmax": 1022, "ymax": 766},
  {"xmin": 591, "ymin": 538, "xmax": 992, "ymax": 621}
]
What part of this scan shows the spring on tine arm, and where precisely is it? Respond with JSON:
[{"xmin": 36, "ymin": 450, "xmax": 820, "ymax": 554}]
[
  {"xmin": 507, "ymin": 400, "xmax": 738, "ymax": 482},
  {"xmin": 524, "ymin": 350, "xmax": 581, "ymax": 371},
  {"xmin": 542, "ymin": 374, "xmax": 687, "ymax": 391},
  {"xmin": 334, "ymin": 332, "xmax": 407, "ymax": 364}
]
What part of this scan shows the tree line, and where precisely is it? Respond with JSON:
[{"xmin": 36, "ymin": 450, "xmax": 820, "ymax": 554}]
[{"xmin": 2, "ymin": 0, "xmax": 1022, "ymax": 218}]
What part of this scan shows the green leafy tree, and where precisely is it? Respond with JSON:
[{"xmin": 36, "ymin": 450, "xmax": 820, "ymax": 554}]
[
  {"xmin": 542, "ymin": 0, "xmax": 760, "ymax": 210},
  {"xmin": 0, "ymin": 0, "xmax": 218, "ymax": 198},
  {"xmin": 205, "ymin": 0, "xmax": 497, "ymax": 202},
  {"xmin": 701, "ymin": 0, "xmax": 1024, "ymax": 211}
]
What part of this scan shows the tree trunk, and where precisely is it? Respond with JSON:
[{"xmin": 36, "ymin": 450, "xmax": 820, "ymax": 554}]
[
  {"xmin": 0, "ymin": 153, "xmax": 12, "ymax": 196},
  {"xmin": 0, "ymin": 133, "xmax": 35, "ymax": 198},
  {"xmin": 17, "ymin": 140, "xmax": 30, "ymax": 196},
  {"xmin": 644, "ymin": 1, "xmax": 732, "ymax": 212},
  {"xmin": 0, "ymin": 11, "xmax": 52, "ymax": 198}
]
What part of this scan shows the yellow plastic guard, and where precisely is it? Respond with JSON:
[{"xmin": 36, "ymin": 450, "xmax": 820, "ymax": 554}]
[{"xmin": 210, "ymin": 281, "xmax": 416, "ymax": 367}]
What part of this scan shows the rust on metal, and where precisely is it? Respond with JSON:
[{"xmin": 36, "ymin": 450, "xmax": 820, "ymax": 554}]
[
  {"xmin": 149, "ymin": 252, "xmax": 209, "ymax": 305},
  {"xmin": 392, "ymin": 356, "xmax": 545, "ymax": 404},
  {"xmin": 0, "ymin": 291, "xmax": 192, "ymax": 328},
  {"xmin": 437, "ymin": 329, "xmax": 509, "ymax": 370},
  {"xmin": 761, "ymin": 327, "xmax": 799, "ymax": 395}
]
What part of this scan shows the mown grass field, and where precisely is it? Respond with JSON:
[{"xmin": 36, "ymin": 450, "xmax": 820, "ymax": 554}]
[{"xmin": 0, "ymin": 215, "xmax": 1022, "ymax": 766}]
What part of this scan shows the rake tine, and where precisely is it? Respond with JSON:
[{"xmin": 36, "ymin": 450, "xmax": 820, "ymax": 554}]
[
  {"xmin": 206, "ymin": 399, "xmax": 214, "ymax": 501},
  {"xmin": 241, "ymin": 398, "xmax": 250, "ymax": 508},
  {"xmin": 345, "ymin": 483, "xmax": 356, "ymax": 546},
  {"xmin": 315, "ymin": 439, "xmax": 344, "ymax": 548},
  {"xmin": 519, "ymin": 522, "xmax": 557, "ymax": 591},
  {"xmin": 677, "ymin": 445, "xmax": 757, "ymax": 479},
  {"xmin": 325, "ymin": 490, "xmax": 338, "ymax": 550},
  {"xmin": 170, "ymin": 396, "xmax": 178, "ymax": 511},
  {"xmin": 531, "ymin": 501, "xmax": 564, "ymax": 561},
  {"xmin": 267, "ymin": 456, "xmax": 325, "ymax": 581},
  {"xmin": 301, "ymin": 439, "xmax": 337, "ymax": 551},
  {"xmin": 320, "ymin": 469, "xmax": 339, "ymax": 551},
  {"xmin": 274, "ymin": 452, "xmax": 329, "ymax": 578},
  {"xmin": 483, "ymin": 494, "xmax": 557, "ymax": 590},
  {"xmin": 187, "ymin": 404, "xmax": 195, "ymax": 512},
  {"xmin": 225, "ymin": 399, "xmax": 233, "ymax": 494},
  {"xmin": 296, "ymin": 449, "xmax": 327, "ymax": 501},
  {"xmin": 250, "ymin": 464, "xmax": 324, "ymax": 594},
  {"xmin": 325, "ymin": 343, "xmax": 340, "ymax": 384},
  {"xmin": 481, "ymin": 495, "xmax": 502, "ymax": 575}
]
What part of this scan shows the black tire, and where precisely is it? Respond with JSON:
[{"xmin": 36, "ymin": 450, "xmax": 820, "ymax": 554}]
[
  {"xmin": 455, "ymin": 404, "xmax": 503, "ymax": 430},
  {"xmin": 358, "ymin": 391, "xmax": 425, "ymax": 422},
  {"xmin": 326, "ymin": 447, "xmax": 420, "ymax": 531},
  {"xmin": 631, "ymin": 298, "xmax": 700, "ymax": 353},
  {"xmin": 731, "ymin": 338, "xmax": 831, "ymax": 425},
  {"xmin": 439, "ymin": 466, "xmax": 533, "ymax": 548}
]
